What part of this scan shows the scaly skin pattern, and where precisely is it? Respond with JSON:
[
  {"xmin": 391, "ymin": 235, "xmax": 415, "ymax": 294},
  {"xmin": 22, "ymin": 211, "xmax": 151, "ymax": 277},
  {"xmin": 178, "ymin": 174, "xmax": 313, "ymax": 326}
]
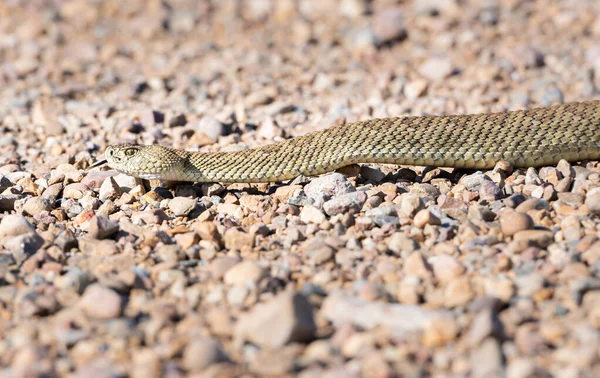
[{"xmin": 104, "ymin": 100, "xmax": 600, "ymax": 183}]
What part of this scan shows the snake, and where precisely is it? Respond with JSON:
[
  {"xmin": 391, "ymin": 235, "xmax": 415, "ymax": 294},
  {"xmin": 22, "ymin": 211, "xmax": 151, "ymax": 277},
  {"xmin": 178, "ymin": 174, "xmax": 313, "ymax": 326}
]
[{"xmin": 100, "ymin": 100, "xmax": 600, "ymax": 183}]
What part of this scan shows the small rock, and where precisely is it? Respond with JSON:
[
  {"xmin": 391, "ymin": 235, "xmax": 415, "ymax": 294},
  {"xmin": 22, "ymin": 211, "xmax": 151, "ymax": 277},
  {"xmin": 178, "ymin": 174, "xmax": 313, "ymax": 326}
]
[
  {"xmin": 168, "ymin": 197, "xmax": 197, "ymax": 217},
  {"xmin": 194, "ymin": 116, "xmax": 226, "ymax": 142},
  {"xmin": 323, "ymin": 191, "xmax": 367, "ymax": 216},
  {"xmin": 308, "ymin": 245, "xmax": 334, "ymax": 265},
  {"xmin": 249, "ymin": 347, "xmax": 298, "ymax": 376},
  {"xmin": 223, "ymin": 261, "xmax": 265, "ymax": 285},
  {"xmin": 132, "ymin": 349, "xmax": 162, "ymax": 378},
  {"xmin": 223, "ymin": 228, "xmax": 254, "ymax": 250},
  {"xmin": 0, "ymin": 194, "xmax": 22, "ymax": 211},
  {"xmin": 388, "ymin": 232, "xmax": 419, "ymax": 254},
  {"xmin": 108, "ymin": 175, "xmax": 138, "ymax": 193},
  {"xmin": 211, "ymin": 257, "xmax": 240, "ymax": 279},
  {"xmin": 404, "ymin": 79, "xmax": 428, "ymax": 100},
  {"xmin": 321, "ymin": 295, "xmax": 443, "ymax": 336},
  {"xmin": 430, "ymin": 255, "xmax": 465, "ymax": 282},
  {"xmin": 22, "ymin": 197, "xmax": 53, "ymax": 216},
  {"xmin": 0, "ymin": 175, "xmax": 11, "ymax": 192},
  {"xmin": 585, "ymin": 187, "xmax": 600, "ymax": 215},
  {"xmin": 515, "ymin": 273, "xmax": 545, "ymax": 296},
  {"xmin": 79, "ymin": 284, "xmax": 122, "ymax": 319},
  {"xmin": 55, "ymin": 163, "xmax": 84, "ymax": 183},
  {"xmin": 500, "ymin": 212, "xmax": 534, "ymax": 236},
  {"xmin": 235, "ymin": 288, "xmax": 316, "ymax": 348},
  {"xmin": 183, "ymin": 338, "xmax": 227, "ymax": 372},
  {"xmin": 304, "ymin": 173, "xmax": 355, "ymax": 201},
  {"xmin": 300, "ymin": 205, "xmax": 326, "ymax": 224},
  {"xmin": 418, "ymin": 57, "xmax": 454, "ymax": 81},
  {"xmin": 372, "ymin": 7, "xmax": 406, "ymax": 44},
  {"xmin": 5, "ymin": 232, "xmax": 44, "ymax": 264},
  {"xmin": 88, "ymin": 215, "xmax": 119, "ymax": 239},
  {"xmin": 444, "ymin": 277, "xmax": 474, "ymax": 307},
  {"xmin": 245, "ymin": 87, "xmax": 277, "ymax": 107},
  {"xmin": 464, "ymin": 308, "xmax": 505, "ymax": 347},
  {"xmin": 515, "ymin": 198, "xmax": 548, "ymax": 212},
  {"xmin": 413, "ymin": 209, "xmax": 441, "ymax": 228},
  {"xmin": 471, "ymin": 338, "xmax": 504, "ymax": 377},
  {"xmin": 512, "ymin": 230, "xmax": 554, "ymax": 248},
  {"xmin": 404, "ymin": 252, "xmax": 431, "ymax": 279},
  {"xmin": 99, "ymin": 176, "xmax": 121, "ymax": 201},
  {"xmin": 400, "ymin": 193, "xmax": 424, "ymax": 217},
  {"xmin": 460, "ymin": 172, "xmax": 491, "ymax": 191},
  {"xmin": 0, "ymin": 214, "xmax": 35, "ymax": 237},
  {"xmin": 63, "ymin": 183, "xmax": 90, "ymax": 199},
  {"xmin": 479, "ymin": 180, "xmax": 502, "ymax": 201}
]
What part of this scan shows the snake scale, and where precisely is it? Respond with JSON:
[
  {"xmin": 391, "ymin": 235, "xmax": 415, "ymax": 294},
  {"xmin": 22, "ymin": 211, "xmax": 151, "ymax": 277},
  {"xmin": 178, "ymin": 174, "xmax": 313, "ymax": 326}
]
[{"xmin": 103, "ymin": 100, "xmax": 600, "ymax": 183}]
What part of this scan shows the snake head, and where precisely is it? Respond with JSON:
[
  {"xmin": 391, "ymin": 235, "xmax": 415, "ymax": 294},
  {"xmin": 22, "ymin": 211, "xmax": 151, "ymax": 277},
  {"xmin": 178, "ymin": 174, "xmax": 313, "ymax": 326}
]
[{"xmin": 105, "ymin": 144, "xmax": 187, "ymax": 180}]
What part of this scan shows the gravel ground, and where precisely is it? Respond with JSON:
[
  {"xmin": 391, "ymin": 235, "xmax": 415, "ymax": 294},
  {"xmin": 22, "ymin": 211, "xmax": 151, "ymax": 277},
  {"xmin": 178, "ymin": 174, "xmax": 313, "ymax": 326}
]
[{"xmin": 1, "ymin": 0, "xmax": 600, "ymax": 377}]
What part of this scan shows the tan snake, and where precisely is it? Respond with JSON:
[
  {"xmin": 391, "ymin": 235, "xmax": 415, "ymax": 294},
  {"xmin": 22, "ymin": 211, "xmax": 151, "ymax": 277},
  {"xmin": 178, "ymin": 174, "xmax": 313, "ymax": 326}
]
[{"xmin": 101, "ymin": 101, "xmax": 600, "ymax": 183}]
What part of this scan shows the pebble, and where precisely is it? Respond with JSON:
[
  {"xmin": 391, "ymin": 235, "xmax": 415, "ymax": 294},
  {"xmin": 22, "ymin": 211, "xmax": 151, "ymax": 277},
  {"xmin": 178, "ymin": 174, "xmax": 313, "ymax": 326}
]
[
  {"xmin": 235, "ymin": 289, "xmax": 316, "ymax": 348},
  {"xmin": 584, "ymin": 187, "xmax": 600, "ymax": 214},
  {"xmin": 303, "ymin": 173, "xmax": 355, "ymax": 201},
  {"xmin": 99, "ymin": 176, "xmax": 121, "ymax": 201},
  {"xmin": 79, "ymin": 284, "xmax": 122, "ymax": 319},
  {"xmin": 372, "ymin": 7, "xmax": 406, "ymax": 44},
  {"xmin": 444, "ymin": 276, "xmax": 474, "ymax": 307},
  {"xmin": 418, "ymin": 57, "xmax": 454, "ymax": 81},
  {"xmin": 211, "ymin": 257, "xmax": 240, "ymax": 279},
  {"xmin": 404, "ymin": 79, "xmax": 429, "ymax": 100},
  {"xmin": 112, "ymin": 174, "xmax": 140, "ymax": 192},
  {"xmin": 194, "ymin": 116, "xmax": 226, "ymax": 142},
  {"xmin": 430, "ymin": 255, "xmax": 465, "ymax": 282},
  {"xmin": 400, "ymin": 193, "xmax": 424, "ymax": 217},
  {"xmin": 323, "ymin": 191, "xmax": 367, "ymax": 216},
  {"xmin": 223, "ymin": 228, "xmax": 254, "ymax": 250},
  {"xmin": 460, "ymin": 172, "xmax": 491, "ymax": 191},
  {"xmin": 22, "ymin": 197, "xmax": 53, "ymax": 215},
  {"xmin": 321, "ymin": 295, "xmax": 443, "ymax": 336},
  {"xmin": 87, "ymin": 215, "xmax": 119, "ymax": 239},
  {"xmin": 388, "ymin": 232, "xmax": 419, "ymax": 254},
  {"xmin": 63, "ymin": 183, "xmax": 90, "ymax": 199},
  {"xmin": 168, "ymin": 197, "xmax": 197, "ymax": 216},
  {"xmin": 413, "ymin": 209, "xmax": 441, "ymax": 228},
  {"xmin": 2, "ymin": 2, "xmax": 599, "ymax": 376},
  {"xmin": 512, "ymin": 230, "xmax": 554, "ymax": 249},
  {"xmin": 500, "ymin": 211, "xmax": 534, "ymax": 236},
  {"xmin": 223, "ymin": 261, "xmax": 265, "ymax": 285},
  {"xmin": 0, "ymin": 214, "xmax": 35, "ymax": 237},
  {"xmin": 300, "ymin": 205, "xmax": 326, "ymax": 224},
  {"xmin": 182, "ymin": 338, "xmax": 227, "ymax": 372}
]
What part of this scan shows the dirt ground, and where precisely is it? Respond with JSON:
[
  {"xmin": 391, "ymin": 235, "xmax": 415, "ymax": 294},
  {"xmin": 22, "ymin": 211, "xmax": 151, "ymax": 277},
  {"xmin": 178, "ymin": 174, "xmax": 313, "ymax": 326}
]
[{"xmin": 1, "ymin": 0, "xmax": 600, "ymax": 377}]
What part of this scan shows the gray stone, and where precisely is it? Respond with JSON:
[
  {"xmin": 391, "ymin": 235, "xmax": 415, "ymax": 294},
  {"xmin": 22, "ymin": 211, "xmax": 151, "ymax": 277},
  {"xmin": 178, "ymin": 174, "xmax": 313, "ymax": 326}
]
[
  {"xmin": 323, "ymin": 191, "xmax": 367, "ymax": 216},
  {"xmin": 304, "ymin": 173, "xmax": 355, "ymax": 201}
]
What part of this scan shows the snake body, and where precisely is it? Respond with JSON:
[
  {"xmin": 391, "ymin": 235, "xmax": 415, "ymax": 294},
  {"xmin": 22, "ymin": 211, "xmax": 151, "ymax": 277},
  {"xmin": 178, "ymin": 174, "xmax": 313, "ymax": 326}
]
[{"xmin": 104, "ymin": 101, "xmax": 600, "ymax": 183}]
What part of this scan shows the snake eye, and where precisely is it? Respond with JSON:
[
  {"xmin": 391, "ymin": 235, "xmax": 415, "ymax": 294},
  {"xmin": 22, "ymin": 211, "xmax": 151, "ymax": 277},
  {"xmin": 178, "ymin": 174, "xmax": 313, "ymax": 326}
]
[{"xmin": 125, "ymin": 148, "xmax": 138, "ymax": 157}]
